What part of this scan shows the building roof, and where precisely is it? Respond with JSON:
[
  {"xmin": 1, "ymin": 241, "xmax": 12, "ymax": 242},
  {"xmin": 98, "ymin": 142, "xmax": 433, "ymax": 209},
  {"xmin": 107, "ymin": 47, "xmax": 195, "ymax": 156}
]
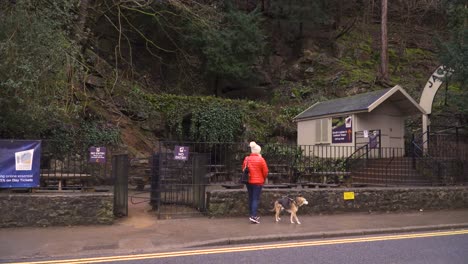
[{"xmin": 293, "ymin": 85, "xmax": 426, "ymax": 121}]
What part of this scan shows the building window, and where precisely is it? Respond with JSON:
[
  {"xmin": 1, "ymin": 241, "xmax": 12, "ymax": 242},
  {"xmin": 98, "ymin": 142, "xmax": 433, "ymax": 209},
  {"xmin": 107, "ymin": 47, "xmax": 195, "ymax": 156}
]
[{"xmin": 315, "ymin": 118, "xmax": 330, "ymax": 143}]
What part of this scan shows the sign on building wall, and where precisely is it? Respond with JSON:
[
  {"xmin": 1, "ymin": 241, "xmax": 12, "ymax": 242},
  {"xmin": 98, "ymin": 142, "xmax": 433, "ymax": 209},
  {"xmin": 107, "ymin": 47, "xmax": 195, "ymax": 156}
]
[
  {"xmin": 364, "ymin": 130, "xmax": 380, "ymax": 149},
  {"xmin": 0, "ymin": 140, "xmax": 41, "ymax": 188},
  {"xmin": 174, "ymin": 146, "xmax": 189, "ymax": 161},
  {"xmin": 369, "ymin": 130, "xmax": 379, "ymax": 149},
  {"xmin": 332, "ymin": 116, "xmax": 353, "ymax": 143}
]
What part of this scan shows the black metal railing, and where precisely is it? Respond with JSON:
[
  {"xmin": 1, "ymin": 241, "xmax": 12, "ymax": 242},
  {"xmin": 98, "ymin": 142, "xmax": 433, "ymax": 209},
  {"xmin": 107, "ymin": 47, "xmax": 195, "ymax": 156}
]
[
  {"xmin": 345, "ymin": 143, "xmax": 369, "ymax": 170},
  {"xmin": 154, "ymin": 140, "xmax": 468, "ymax": 188},
  {"xmin": 32, "ymin": 134, "xmax": 468, "ymax": 193},
  {"xmin": 156, "ymin": 141, "xmax": 358, "ymax": 184},
  {"xmin": 411, "ymin": 138, "xmax": 443, "ymax": 184},
  {"xmin": 38, "ymin": 140, "xmax": 112, "ymax": 191}
]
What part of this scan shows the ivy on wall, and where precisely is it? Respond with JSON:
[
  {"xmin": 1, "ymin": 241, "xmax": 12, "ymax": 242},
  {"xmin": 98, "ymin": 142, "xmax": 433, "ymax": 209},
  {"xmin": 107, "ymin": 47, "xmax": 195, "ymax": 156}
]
[
  {"xmin": 144, "ymin": 93, "xmax": 244, "ymax": 142},
  {"xmin": 190, "ymin": 101, "xmax": 242, "ymax": 142},
  {"xmin": 128, "ymin": 87, "xmax": 294, "ymax": 143}
]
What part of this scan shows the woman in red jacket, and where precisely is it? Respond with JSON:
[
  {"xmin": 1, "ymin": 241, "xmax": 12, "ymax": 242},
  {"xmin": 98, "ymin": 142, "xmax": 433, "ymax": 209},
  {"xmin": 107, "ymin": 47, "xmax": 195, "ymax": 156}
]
[{"xmin": 242, "ymin": 141, "xmax": 268, "ymax": 224}]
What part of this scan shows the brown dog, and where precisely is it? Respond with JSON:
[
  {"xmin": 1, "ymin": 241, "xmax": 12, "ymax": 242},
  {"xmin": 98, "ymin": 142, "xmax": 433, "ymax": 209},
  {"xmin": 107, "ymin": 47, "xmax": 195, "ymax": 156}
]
[{"xmin": 270, "ymin": 196, "xmax": 309, "ymax": 224}]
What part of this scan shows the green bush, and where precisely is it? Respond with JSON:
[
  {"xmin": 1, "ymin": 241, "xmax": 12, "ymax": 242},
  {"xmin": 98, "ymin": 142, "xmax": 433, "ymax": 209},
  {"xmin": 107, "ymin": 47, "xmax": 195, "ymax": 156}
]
[{"xmin": 0, "ymin": 0, "xmax": 81, "ymax": 139}]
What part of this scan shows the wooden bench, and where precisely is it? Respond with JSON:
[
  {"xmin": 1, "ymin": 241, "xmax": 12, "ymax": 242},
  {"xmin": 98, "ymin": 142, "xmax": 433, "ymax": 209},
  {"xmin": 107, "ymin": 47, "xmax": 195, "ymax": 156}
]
[
  {"xmin": 266, "ymin": 172, "xmax": 288, "ymax": 184},
  {"xmin": 301, "ymin": 171, "xmax": 350, "ymax": 184},
  {"xmin": 205, "ymin": 172, "xmax": 229, "ymax": 183},
  {"xmin": 40, "ymin": 173, "xmax": 92, "ymax": 191},
  {"xmin": 268, "ymin": 164, "xmax": 290, "ymax": 183},
  {"xmin": 263, "ymin": 183, "xmax": 297, "ymax": 189},
  {"xmin": 221, "ymin": 184, "xmax": 244, "ymax": 189},
  {"xmin": 269, "ymin": 164, "xmax": 289, "ymax": 171},
  {"xmin": 206, "ymin": 165, "xmax": 229, "ymax": 183},
  {"xmin": 301, "ymin": 182, "xmax": 340, "ymax": 188}
]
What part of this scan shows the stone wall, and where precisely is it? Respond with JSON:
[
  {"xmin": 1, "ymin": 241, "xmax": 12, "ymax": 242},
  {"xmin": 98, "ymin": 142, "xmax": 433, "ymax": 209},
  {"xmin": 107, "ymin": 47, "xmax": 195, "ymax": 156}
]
[
  {"xmin": 0, "ymin": 192, "xmax": 114, "ymax": 227},
  {"xmin": 207, "ymin": 186, "xmax": 468, "ymax": 217}
]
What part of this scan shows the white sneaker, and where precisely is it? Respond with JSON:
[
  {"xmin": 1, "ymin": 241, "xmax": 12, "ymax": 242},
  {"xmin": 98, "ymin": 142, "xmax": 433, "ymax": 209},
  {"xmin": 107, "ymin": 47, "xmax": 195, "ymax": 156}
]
[{"xmin": 249, "ymin": 216, "xmax": 260, "ymax": 224}]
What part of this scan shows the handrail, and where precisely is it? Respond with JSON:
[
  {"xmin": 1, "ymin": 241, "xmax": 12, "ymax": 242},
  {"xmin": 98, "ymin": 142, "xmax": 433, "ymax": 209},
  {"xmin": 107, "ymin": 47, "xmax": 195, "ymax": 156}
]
[
  {"xmin": 345, "ymin": 143, "xmax": 370, "ymax": 172},
  {"xmin": 346, "ymin": 143, "xmax": 369, "ymax": 162},
  {"xmin": 384, "ymin": 149, "xmax": 396, "ymax": 175},
  {"xmin": 412, "ymin": 130, "xmax": 430, "ymax": 151}
]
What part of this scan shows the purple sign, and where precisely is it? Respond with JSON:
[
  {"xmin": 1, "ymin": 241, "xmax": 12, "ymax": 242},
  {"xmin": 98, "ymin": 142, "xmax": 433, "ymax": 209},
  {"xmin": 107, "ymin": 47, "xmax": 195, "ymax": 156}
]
[
  {"xmin": 89, "ymin": 147, "xmax": 106, "ymax": 163},
  {"xmin": 369, "ymin": 131, "xmax": 379, "ymax": 149},
  {"xmin": 332, "ymin": 116, "xmax": 353, "ymax": 144},
  {"xmin": 0, "ymin": 140, "xmax": 41, "ymax": 188},
  {"xmin": 174, "ymin": 146, "xmax": 189, "ymax": 161}
]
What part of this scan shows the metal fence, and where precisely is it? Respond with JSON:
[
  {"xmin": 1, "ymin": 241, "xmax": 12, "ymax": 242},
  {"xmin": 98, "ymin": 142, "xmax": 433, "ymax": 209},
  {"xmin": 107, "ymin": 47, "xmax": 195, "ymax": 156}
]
[
  {"xmin": 427, "ymin": 131, "xmax": 468, "ymax": 160},
  {"xmin": 39, "ymin": 140, "xmax": 112, "ymax": 191},
  {"xmin": 31, "ymin": 134, "xmax": 468, "ymax": 193},
  {"xmin": 155, "ymin": 141, "xmax": 359, "ymax": 184},
  {"xmin": 155, "ymin": 139, "xmax": 468, "ymax": 188},
  {"xmin": 145, "ymin": 137, "xmax": 468, "ymax": 219},
  {"xmin": 10, "ymin": 134, "xmax": 463, "ymax": 218}
]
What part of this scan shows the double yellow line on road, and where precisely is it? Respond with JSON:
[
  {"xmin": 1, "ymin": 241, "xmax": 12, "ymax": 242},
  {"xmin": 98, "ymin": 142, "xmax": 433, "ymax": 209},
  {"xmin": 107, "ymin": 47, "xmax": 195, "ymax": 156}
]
[{"xmin": 8, "ymin": 229, "xmax": 468, "ymax": 264}]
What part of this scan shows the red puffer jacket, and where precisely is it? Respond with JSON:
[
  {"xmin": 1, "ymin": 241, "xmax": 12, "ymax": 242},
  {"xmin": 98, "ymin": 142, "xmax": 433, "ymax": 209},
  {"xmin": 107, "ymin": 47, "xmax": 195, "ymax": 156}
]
[{"xmin": 242, "ymin": 153, "xmax": 269, "ymax": 185}]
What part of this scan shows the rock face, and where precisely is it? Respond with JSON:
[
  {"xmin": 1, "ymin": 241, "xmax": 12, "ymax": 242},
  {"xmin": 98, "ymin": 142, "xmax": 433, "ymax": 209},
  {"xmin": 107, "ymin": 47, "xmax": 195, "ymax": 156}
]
[
  {"xmin": 207, "ymin": 186, "xmax": 468, "ymax": 217},
  {"xmin": 0, "ymin": 192, "xmax": 114, "ymax": 227}
]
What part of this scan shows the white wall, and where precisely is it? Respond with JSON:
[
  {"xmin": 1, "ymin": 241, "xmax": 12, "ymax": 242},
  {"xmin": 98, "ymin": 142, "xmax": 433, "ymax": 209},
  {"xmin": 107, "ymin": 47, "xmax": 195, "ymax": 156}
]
[
  {"xmin": 297, "ymin": 119, "xmax": 316, "ymax": 146},
  {"xmin": 355, "ymin": 101, "xmax": 406, "ymax": 156},
  {"xmin": 297, "ymin": 117, "xmax": 354, "ymax": 158},
  {"xmin": 296, "ymin": 100, "xmax": 408, "ymax": 158}
]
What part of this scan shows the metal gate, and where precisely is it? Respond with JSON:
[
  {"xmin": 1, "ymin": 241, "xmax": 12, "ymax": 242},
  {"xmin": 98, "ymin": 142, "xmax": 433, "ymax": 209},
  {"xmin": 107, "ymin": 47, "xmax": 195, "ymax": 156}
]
[{"xmin": 151, "ymin": 150, "xmax": 209, "ymax": 219}]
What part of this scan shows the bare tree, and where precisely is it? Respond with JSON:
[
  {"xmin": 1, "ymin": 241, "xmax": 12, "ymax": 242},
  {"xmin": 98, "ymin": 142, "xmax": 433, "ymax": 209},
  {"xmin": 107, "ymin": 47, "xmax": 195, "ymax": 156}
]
[
  {"xmin": 75, "ymin": 0, "xmax": 91, "ymax": 49},
  {"xmin": 379, "ymin": 0, "xmax": 389, "ymax": 83}
]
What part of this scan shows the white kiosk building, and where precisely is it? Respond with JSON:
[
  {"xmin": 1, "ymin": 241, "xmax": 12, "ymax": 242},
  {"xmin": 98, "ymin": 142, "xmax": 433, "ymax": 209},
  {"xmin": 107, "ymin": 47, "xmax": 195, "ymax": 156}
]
[{"xmin": 294, "ymin": 85, "xmax": 426, "ymax": 158}]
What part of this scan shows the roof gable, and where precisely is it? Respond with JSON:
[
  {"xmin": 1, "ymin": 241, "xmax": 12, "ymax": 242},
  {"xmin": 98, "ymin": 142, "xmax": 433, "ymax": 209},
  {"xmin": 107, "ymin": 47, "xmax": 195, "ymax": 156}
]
[{"xmin": 294, "ymin": 85, "xmax": 426, "ymax": 121}]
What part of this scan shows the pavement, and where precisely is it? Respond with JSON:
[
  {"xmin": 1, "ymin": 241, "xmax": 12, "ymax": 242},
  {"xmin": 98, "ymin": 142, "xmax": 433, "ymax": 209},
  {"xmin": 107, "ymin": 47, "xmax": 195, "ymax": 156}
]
[{"xmin": 1, "ymin": 196, "xmax": 468, "ymax": 263}]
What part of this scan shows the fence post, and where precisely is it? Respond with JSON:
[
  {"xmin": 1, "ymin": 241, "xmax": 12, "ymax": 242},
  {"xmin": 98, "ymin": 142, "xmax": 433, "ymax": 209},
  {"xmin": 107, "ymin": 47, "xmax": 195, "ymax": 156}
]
[
  {"xmin": 437, "ymin": 162, "xmax": 444, "ymax": 185},
  {"xmin": 354, "ymin": 131, "xmax": 357, "ymax": 149},
  {"xmin": 113, "ymin": 154, "xmax": 128, "ymax": 217},
  {"xmin": 365, "ymin": 145, "xmax": 369, "ymax": 160},
  {"xmin": 150, "ymin": 153, "xmax": 161, "ymax": 212},
  {"xmin": 378, "ymin": 129, "xmax": 382, "ymax": 158},
  {"xmin": 193, "ymin": 153, "xmax": 209, "ymax": 211},
  {"xmin": 456, "ymin": 127, "xmax": 459, "ymax": 157},
  {"xmin": 411, "ymin": 134, "xmax": 416, "ymax": 170}
]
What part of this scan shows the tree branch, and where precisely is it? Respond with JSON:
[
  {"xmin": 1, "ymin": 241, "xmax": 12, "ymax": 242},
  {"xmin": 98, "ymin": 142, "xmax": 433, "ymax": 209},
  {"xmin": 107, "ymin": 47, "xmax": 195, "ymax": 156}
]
[{"xmin": 334, "ymin": 17, "xmax": 357, "ymax": 40}]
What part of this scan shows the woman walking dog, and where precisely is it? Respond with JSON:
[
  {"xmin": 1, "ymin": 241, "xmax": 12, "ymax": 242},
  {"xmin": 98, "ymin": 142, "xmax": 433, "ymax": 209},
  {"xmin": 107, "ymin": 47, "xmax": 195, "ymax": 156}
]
[{"xmin": 242, "ymin": 141, "xmax": 268, "ymax": 224}]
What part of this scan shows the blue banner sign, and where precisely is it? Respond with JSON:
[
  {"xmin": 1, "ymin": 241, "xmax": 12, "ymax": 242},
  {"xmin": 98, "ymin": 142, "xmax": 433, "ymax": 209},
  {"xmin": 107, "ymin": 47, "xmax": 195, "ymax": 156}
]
[
  {"xmin": 0, "ymin": 140, "xmax": 41, "ymax": 188},
  {"xmin": 332, "ymin": 116, "xmax": 353, "ymax": 144}
]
